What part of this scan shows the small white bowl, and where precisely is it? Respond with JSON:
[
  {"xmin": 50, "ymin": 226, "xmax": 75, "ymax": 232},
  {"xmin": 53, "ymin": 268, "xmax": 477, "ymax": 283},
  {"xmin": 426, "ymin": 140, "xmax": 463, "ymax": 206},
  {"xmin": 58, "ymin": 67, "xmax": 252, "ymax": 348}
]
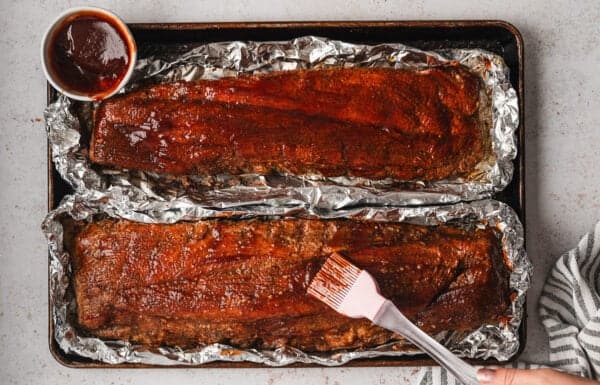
[{"xmin": 40, "ymin": 6, "xmax": 137, "ymax": 101}]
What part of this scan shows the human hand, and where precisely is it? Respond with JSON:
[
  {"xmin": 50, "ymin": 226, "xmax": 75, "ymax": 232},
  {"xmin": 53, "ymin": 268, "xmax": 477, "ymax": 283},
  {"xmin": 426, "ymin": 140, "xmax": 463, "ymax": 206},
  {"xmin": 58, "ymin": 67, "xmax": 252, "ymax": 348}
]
[{"xmin": 476, "ymin": 368, "xmax": 599, "ymax": 385}]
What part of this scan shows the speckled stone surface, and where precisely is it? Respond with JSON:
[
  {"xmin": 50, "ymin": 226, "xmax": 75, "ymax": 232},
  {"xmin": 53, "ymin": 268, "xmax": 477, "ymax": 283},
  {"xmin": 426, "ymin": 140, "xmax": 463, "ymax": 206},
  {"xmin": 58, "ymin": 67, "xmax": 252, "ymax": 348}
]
[{"xmin": 0, "ymin": 0, "xmax": 599, "ymax": 384}]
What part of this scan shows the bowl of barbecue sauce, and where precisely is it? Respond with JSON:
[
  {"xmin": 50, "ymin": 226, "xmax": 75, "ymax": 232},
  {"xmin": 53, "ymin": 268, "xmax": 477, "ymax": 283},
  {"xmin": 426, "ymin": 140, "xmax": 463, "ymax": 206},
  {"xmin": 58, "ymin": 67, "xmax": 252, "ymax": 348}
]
[{"xmin": 41, "ymin": 7, "xmax": 137, "ymax": 101}]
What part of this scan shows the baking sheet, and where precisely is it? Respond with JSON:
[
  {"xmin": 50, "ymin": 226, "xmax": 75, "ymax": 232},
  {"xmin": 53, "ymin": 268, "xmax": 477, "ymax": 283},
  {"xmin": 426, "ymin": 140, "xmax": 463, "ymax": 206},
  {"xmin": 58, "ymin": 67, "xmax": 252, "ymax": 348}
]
[
  {"xmin": 43, "ymin": 195, "xmax": 530, "ymax": 366},
  {"xmin": 44, "ymin": 22, "xmax": 526, "ymax": 367}
]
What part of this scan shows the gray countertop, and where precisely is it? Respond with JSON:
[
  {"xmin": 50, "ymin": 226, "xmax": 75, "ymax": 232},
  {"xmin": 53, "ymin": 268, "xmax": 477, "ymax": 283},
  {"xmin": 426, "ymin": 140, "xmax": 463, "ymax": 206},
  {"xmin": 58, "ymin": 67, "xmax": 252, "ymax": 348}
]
[{"xmin": 1, "ymin": 0, "xmax": 599, "ymax": 384}]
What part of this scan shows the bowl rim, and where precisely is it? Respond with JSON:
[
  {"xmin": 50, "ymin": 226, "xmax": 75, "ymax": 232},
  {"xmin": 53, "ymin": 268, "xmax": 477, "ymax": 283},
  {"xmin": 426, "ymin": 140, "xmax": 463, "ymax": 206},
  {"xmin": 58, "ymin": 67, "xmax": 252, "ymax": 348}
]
[{"xmin": 40, "ymin": 6, "xmax": 137, "ymax": 102}]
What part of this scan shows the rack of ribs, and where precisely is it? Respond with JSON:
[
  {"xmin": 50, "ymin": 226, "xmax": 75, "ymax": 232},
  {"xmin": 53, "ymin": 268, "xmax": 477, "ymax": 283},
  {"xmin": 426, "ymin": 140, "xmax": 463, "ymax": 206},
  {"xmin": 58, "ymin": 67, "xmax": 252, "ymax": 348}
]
[
  {"xmin": 90, "ymin": 65, "xmax": 488, "ymax": 180},
  {"xmin": 67, "ymin": 218, "xmax": 510, "ymax": 351}
]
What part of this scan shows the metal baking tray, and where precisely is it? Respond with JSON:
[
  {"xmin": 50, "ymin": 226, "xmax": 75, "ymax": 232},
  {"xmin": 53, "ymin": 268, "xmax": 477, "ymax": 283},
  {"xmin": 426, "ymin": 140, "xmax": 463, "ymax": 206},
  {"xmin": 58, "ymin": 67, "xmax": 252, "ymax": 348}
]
[{"xmin": 46, "ymin": 20, "xmax": 525, "ymax": 368}]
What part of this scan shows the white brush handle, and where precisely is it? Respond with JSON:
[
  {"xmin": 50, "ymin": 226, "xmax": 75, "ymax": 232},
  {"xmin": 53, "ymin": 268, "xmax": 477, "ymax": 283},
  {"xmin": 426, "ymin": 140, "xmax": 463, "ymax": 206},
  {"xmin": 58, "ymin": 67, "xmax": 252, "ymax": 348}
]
[{"xmin": 372, "ymin": 300, "xmax": 480, "ymax": 385}]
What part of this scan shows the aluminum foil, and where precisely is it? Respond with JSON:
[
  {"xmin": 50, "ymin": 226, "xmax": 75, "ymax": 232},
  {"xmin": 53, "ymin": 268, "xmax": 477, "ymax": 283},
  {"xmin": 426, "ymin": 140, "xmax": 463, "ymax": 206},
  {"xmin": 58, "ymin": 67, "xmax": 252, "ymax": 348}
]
[
  {"xmin": 43, "ymin": 195, "xmax": 530, "ymax": 365},
  {"xmin": 44, "ymin": 36, "xmax": 519, "ymax": 209}
]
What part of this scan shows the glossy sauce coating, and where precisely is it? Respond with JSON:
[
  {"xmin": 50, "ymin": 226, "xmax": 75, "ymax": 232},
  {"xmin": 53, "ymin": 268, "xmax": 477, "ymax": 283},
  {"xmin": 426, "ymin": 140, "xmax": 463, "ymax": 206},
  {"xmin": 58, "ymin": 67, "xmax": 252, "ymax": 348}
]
[
  {"xmin": 48, "ymin": 12, "xmax": 130, "ymax": 97},
  {"xmin": 68, "ymin": 218, "xmax": 510, "ymax": 351},
  {"xmin": 90, "ymin": 65, "xmax": 487, "ymax": 180}
]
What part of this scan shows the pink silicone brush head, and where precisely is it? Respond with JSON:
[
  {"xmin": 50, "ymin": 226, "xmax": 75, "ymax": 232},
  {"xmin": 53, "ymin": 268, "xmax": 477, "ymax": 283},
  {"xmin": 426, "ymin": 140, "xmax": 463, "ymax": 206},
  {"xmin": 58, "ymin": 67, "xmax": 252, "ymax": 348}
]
[{"xmin": 307, "ymin": 253, "xmax": 386, "ymax": 320}]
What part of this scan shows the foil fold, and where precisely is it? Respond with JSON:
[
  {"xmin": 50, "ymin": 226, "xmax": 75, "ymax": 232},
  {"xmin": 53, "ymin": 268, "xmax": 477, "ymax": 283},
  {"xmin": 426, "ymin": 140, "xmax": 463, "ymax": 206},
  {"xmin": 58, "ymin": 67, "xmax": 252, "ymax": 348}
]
[
  {"xmin": 44, "ymin": 36, "xmax": 519, "ymax": 208},
  {"xmin": 43, "ymin": 195, "xmax": 530, "ymax": 366}
]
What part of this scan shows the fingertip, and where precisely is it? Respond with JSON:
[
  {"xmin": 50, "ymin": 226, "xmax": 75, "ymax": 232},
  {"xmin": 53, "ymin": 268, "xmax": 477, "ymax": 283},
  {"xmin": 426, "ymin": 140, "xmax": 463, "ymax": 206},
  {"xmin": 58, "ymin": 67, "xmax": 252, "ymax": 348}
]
[{"xmin": 477, "ymin": 368, "xmax": 497, "ymax": 383}]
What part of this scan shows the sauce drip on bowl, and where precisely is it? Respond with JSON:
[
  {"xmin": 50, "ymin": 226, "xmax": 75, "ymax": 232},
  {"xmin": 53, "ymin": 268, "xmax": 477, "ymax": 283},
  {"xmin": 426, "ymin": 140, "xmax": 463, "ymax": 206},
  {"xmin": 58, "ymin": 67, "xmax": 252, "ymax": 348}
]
[{"xmin": 48, "ymin": 12, "xmax": 131, "ymax": 98}]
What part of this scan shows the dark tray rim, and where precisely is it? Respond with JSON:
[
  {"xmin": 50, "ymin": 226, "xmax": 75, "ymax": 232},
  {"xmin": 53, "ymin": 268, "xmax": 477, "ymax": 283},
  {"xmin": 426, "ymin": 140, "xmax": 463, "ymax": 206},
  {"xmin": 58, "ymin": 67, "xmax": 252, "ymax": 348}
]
[{"xmin": 46, "ymin": 19, "xmax": 525, "ymax": 369}]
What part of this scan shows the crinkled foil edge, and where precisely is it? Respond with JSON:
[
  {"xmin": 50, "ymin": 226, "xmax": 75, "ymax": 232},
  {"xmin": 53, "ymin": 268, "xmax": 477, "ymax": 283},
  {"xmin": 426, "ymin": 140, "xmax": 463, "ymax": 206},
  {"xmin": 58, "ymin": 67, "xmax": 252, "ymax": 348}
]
[
  {"xmin": 43, "ymin": 195, "xmax": 530, "ymax": 366},
  {"xmin": 44, "ymin": 36, "xmax": 518, "ymax": 209}
]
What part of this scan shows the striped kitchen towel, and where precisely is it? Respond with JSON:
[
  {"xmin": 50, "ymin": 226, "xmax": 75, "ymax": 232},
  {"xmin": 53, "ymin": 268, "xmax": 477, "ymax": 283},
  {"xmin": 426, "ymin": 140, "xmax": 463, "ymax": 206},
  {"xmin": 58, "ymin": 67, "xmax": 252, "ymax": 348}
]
[
  {"xmin": 538, "ymin": 220, "xmax": 600, "ymax": 378},
  {"xmin": 416, "ymin": 220, "xmax": 600, "ymax": 384}
]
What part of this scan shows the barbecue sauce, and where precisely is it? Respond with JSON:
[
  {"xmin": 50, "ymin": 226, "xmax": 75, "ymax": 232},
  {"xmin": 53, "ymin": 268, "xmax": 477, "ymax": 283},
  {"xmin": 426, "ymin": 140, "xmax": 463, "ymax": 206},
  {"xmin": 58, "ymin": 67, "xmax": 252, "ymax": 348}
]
[{"xmin": 48, "ymin": 11, "xmax": 132, "ymax": 98}]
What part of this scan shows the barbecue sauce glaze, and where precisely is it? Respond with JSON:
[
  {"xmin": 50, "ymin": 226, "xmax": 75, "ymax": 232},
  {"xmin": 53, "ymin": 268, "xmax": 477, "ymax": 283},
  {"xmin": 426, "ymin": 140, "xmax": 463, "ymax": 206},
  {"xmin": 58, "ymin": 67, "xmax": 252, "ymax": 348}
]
[{"xmin": 48, "ymin": 11, "xmax": 131, "ymax": 99}]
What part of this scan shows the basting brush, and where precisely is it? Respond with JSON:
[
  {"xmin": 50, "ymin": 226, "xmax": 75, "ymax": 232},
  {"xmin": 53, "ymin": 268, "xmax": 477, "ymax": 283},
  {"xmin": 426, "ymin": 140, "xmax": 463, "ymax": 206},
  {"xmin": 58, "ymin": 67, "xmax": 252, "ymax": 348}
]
[{"xmin": 307, "ymin": 252, "xmax": 479, "ymax": 385}]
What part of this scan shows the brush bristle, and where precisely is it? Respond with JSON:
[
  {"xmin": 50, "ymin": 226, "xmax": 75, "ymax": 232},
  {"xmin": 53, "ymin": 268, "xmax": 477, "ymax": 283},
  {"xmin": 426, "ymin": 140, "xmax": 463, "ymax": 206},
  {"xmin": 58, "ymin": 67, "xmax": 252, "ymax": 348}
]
[{"xmin": 307, "ymin": 253, "xmax": 361, "ymax": 311}]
